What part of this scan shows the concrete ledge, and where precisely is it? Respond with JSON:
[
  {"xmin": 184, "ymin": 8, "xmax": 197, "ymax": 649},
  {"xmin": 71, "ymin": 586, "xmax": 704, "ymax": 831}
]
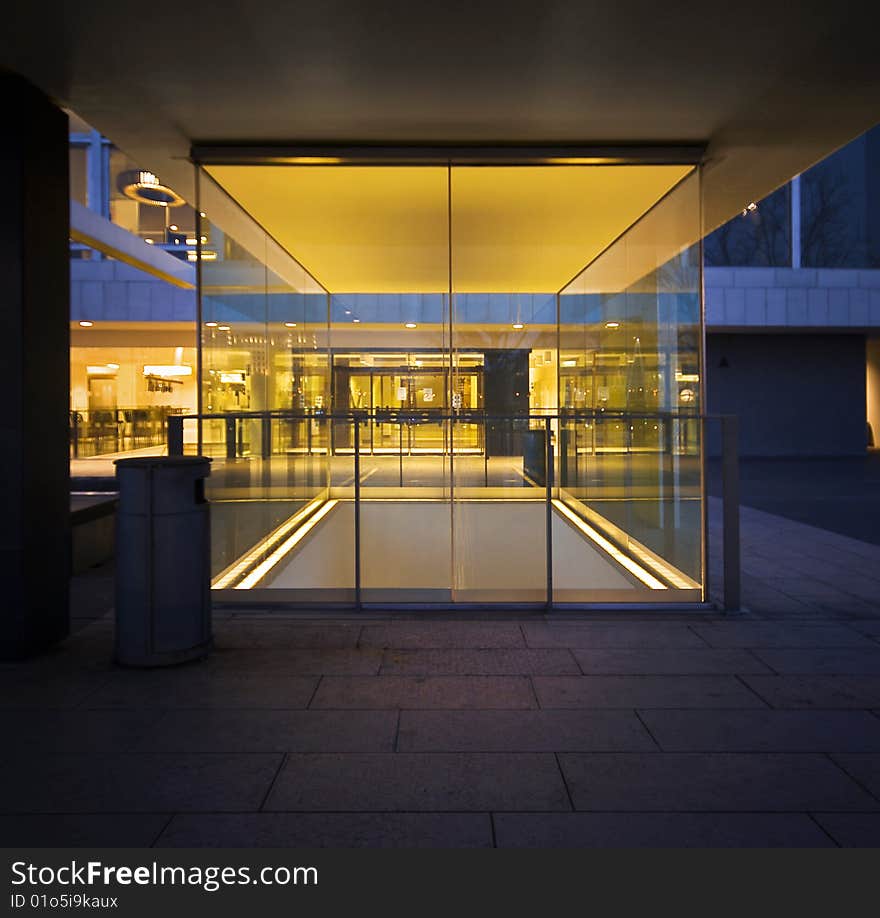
[{"xmin": 71, "ymin": 494, "xmax": 117, "ymax": 573}]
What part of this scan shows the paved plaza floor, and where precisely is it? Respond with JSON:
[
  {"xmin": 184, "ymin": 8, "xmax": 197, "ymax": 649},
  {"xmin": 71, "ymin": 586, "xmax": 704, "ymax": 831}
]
[{"xmin": 3, "ymin": 498, "xmax": 880, "ymax": 847}]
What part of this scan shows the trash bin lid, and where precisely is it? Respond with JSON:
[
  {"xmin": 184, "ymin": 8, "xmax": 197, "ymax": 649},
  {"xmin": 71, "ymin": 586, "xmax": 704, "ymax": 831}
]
[{"xmin": 115, "ymin": 456, "xmax": 212, "ymax": 469}]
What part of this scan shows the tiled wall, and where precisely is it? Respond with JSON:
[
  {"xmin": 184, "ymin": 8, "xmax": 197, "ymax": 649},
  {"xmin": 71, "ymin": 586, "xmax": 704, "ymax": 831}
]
[
  {"xmin": 705, "ymin": 267, "xmax": 880, "ymax": 328},
  {"xmin": 71, "ymin": 260, "xmax": 195, "ymax": 322}
]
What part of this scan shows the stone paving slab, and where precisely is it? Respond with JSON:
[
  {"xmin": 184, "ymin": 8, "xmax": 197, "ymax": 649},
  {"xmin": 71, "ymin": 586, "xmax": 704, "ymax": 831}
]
[
  {"xmin": 84, "ymin": 672, "xmax": 319, "ymax": 709},
  {"xmin": 0, "ymin": 672, "xmax": 112, "ymax": 709},
  {"xmin": 379, "ymin": 649, "xmax": 579, "ymax": 676},
  {"xmin": 522, "ymin": 623, "xmax": 706, "ymax": 649},
  {"xmin": 212, "ymin": 622, "xmax": 362, "ymax": 649},
  {"xmin": 571, "ymin": 648, "xmax": 772, "ymax": 675},
  {"xmin": 829, "ymin": 754, "xmax": 880, "ymax": 800},
  {"xmin": 849, "ymin": 622, "xmax": 880, "ymax": 641},
  {"xmin": 532, "ymin": 676, "xmax": 766, "ymax": 709},
  {"xmin": 0, "ymin": 754, "xmax": 283, "ymax": 813},
  {"xmin": 741, "ymin": 676, "xmax": 880, "ymax": 709},
  {"xmin": 204, "ymin": 648, "xmax": 383, "ymax": 675},
  {"xmin": 0, "ymin": 709, "xmax": 165, "ymax": 754},
  {"xmin": 638, "ymin": 709, "xmax": 880, "ymax": 752},
  {"xmin": 311, "ymin": 676, "xmax": 537, "ymax": 709},
  {"xmin": 359, "ymin": 623, "xmax": 526, "ymax": 649},
  {"xmin": 811, "ymin": 813, "xmax": 880, "ymax": 847},
  {"xmin": 493, "ymin": 812, "xmax": 834, "ymax": 847},
  {"xmin": 265, "ymin": 753, "xmax": 571, "ymax": 812},
  {"xmin": 156, "ymin": 813, "xmax": 493, "ymax": 848},
  {"xmin": 396, "ymin": 710, "xmax": 655, "ymax": 752},
  {"xmin": 0, "ymin": 814, "xmax": 170, "ymax": 847},
  {"xmin": 557, "ymin": 753, "xmax": 879, "ymax": 811},
  {"xmin": 689, "ymin": 624, "xmax": 873, "ymax": 648},
  {"xmin": 131, "ymin": 709, "xmax": 399, "ymax": 753},
  {"xmin": 751, "ymin": 649, "xmax": 880, "ymax": 675}
]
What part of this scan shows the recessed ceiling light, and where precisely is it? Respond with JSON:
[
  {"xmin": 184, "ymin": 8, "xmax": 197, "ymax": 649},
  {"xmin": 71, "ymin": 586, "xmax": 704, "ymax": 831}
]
[
  {"xmin": 144, "ymin": 238, "xmax": 154, "ymax": 244},
  {"xmin": 199, "ymin": 212, "xmax": 206, "ymax": 218},
  {"xmin": 205, "ymin": 321, "xmax": 218, "ymax": 327},
  {"xmin": 106, "ymin": 363, "xmax": 120, "ymax": 370},
  {"xmin": 169, "ymin": 224, "xmax": 178, "ymax": 231},
  {"xmin": 605, "ymin": 321, "xmax": 620, "ymax": 329},
  {"xmin": 405, "ymin": 322, "xmax": 417, "ymax": 329},
  {"xmin": 79, "ymin": 320, "xmax": 93, "ymax": 327},
  {"xmin": 218, "ymin": 325, "xmax": 231, "ymax": 331},
  {"xmin": 284, "ymin": 322, "xmax": 297, "ymax": 328},
  {"xmin": 512, "ymin": 322, "xmax": 524, "ymax": 329},
  {"xmin": 353, "ymin": 318, "xmax": 361, "ymax": 323}
]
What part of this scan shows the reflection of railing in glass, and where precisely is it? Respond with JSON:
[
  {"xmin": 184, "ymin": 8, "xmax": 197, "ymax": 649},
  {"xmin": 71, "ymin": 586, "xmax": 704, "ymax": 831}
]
[{"xmin": 70, "ymin": 407, "xmax": 186, "ymax": 458}]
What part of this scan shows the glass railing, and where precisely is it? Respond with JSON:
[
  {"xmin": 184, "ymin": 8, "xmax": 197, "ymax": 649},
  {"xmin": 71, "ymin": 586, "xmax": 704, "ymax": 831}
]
[{"xmin": 169, "ymin": 409, "xmax": 710, "ymax": 607}]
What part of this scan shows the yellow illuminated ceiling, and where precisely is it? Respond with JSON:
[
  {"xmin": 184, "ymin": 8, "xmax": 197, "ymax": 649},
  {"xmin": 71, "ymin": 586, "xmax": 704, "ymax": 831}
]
[{"xmin": 205, "ymin": 164, "xmax": 693, "ymax": 294}]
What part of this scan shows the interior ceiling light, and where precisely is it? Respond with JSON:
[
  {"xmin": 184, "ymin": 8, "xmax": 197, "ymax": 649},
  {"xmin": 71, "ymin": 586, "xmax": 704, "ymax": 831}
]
[
  {"xmin": 742, "ymin": 201, "xmax": 758, "ymax": 215},
  {"xmin": 106, "ymin": 363, "xmax": 120, "ymax": 370},
  {"xmin": 284, "ymin": 321, "xmax": 297, "ymax": 328},
  {"xmin": 605, "ymin": 321, "xmax": 620, "ymax": 329},
  {"xmin": 218, "ymin": 325, "xmax": 231, "ymax": 331},
  {"xmin": 117, "ymin": 170, "xmax": 185, "ymax": 208},
  {"xmin": 79, "ymin": 320, "xmax": 93, "ymax": 327},
  {"xmin": 205, "ymin": 321, "xmax": 218, "ymax": 327},
  {"xmin": 353, "ymin": 318, "xmax": 361, "ymax": 323},
  {"xmin": 169, "ymin": 224, "xmax": 179, "ymax": 231},
  {"xmin": 144, "ymin": 238, "xmax": 154, "ymax": 244},
  {"xmin": 405, "ymin": 322, "xmax": 417, "ymax": 329},
  {"xmin": 512, "ymin": 322, "xmax": 524, "ymax": 329}
]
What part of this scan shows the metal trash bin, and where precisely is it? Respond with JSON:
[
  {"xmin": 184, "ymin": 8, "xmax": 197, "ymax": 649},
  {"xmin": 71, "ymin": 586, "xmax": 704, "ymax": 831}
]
[{"xmin": 114, "ymin": 456, "xmax": 212, "ymax": 666}]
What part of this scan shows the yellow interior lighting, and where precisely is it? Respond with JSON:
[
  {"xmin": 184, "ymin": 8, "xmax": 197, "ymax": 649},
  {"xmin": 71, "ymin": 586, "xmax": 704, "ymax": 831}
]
[
  {"xmin": 204, "ymin": 164, "xmax": 693, "ymax": 293},
  {"xmin": 235, "ymin": 500, "xmax": 339, "ymax": 590},
  {"xmin": 552, "ymin": 499, "xmax": 666, "ymax": 590}
]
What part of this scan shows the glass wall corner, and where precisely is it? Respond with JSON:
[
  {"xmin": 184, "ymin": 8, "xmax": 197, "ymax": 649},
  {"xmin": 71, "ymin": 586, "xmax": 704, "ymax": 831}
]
[{"xmin": 556, "ymin": 169, "xmax": 705, "ymax": 602}]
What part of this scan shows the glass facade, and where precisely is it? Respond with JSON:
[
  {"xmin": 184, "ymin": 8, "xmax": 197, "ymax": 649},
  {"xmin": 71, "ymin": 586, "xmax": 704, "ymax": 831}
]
[
  {"xmin": 705, "ymin": 123, "xmax": 880, "ymax": 269},
  {"xmin": 194, "ymin": 161, "xmax": 705, "ymax": 605}
]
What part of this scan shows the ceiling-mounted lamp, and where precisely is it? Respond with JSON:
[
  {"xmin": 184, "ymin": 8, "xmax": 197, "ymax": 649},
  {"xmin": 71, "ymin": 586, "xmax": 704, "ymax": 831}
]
[
  {"xmin": 117, "ymin": 169, "xmax": 185, "ymax": 208},
  {"xmin": 405, "ymin": 322, "xmax": 417, "ymax": 329},
  {"xmin": 605, "ymin": 321, "xmax": 620, "ymax": 329}
]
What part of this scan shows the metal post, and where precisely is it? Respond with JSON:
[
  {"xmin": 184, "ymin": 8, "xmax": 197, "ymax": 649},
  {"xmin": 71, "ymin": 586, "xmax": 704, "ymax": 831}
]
[
  {"xmin": 261, "ymin": 414, "xmax": 272, "ymax": 460},
  {"xmin": 225, "ymin": 416, "xmax": 236, "ymax": 459},
  {"xmin": 399, "ymin": 420, "xmax": 404, "ymax": 487},
  {"xmin": 167, "ymin": 415, "xmax": 184, "ymax": 456},
  {"xmin": 545, "ymin": 416, "xmax": 553, "ymax": 609},
  {"xmin": 721, "ymin": 415, "xmax": 741, "ymax": 611},
  {"xmin": 354, "ymin": 417, "xmax": 362, "ymax": 610}
]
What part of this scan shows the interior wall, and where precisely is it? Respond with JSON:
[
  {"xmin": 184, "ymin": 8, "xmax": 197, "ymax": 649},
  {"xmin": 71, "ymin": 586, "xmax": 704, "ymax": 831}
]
[{"xmin": 707, "ymin": 333, "xmax": 867, "ymax": 457}]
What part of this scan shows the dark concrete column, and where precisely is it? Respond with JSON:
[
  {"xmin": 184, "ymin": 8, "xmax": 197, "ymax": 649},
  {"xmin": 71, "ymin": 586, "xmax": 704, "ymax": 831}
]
[{"xmin": 0, "ymin": 74, "xmax": 70, "ymax": 659}]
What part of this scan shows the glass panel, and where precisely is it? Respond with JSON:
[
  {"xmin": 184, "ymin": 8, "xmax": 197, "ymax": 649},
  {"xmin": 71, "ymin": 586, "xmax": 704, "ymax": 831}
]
[
  {"xmin": 199, "ymin": 171, "xmax": 332, "ymax": 595},
  {"xmin": 556, "ymin": 170, "xmax": 703, "ymax": 602},
  {"xmin": 801, "ymin": 126, "xmax": 880, "ymax": 268},
  {"xmin": 704, "ymin": 183, "xmax": 791, "ymax": 267},
  {"xmin": 321, "ymin": 166, "xmax": 452, "ymax": 601}
]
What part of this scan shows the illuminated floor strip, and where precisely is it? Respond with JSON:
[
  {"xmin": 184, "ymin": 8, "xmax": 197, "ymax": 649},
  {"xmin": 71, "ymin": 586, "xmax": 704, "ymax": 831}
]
[
  {"xmin": 211, "ymin": 497, "xmax": 325, "ymax": 589},
  {"xmin": 235, "ymin": 500, "xmax": 339, "ymax": 590},
  {"xmin": 551, "ymin": 499, "xmax": 667, "ymax": 590}
]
